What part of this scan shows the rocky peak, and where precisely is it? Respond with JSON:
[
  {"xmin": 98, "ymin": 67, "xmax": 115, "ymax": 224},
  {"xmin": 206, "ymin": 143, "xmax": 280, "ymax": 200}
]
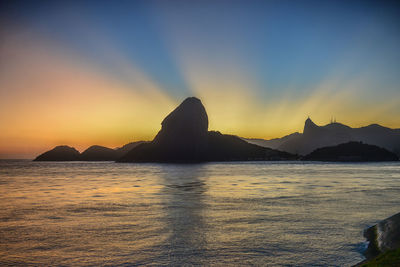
[
  {"xmin": 303, "ymin": 117, "xmax": 319, "ymax": 135},
  {"xmin": 118, "ymin": 97, "xmax": 297, "ymax": 162},
  {"xmin": 153, "ymin": 97, "xmax": 208, "ymax": 145}
]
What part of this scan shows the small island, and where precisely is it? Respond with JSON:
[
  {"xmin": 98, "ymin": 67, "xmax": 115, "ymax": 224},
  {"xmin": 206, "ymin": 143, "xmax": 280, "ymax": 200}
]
[
  {"xmin": 34, "ymin": 145, "xmax": 81, "ymax": 161},
  {"xmin": 303, "ymin": 141, "xmax": 399, "ymax": 162}
]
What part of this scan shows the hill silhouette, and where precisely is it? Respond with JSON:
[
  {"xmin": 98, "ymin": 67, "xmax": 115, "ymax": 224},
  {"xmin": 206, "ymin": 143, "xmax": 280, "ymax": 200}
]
[
  {"xmin": 119, "ymin": 97, "xmax": 296, "ymax": 162},
  {"xmin": 34, "ymin": 100, "xmax": 398, "ymax": 163},
  {"xmin": 34, "ymin": 142, "xmax": 145, "ymax": 161},
  {"xmin": 34, "ymin": 146, "xmax": 81, "ymax": 161},
  {"xmin": 80, "ymin": 145, "xmax": 118, "ymax": 161},
  {"xmin": 245, "ymin": 132, "xmax": 301, "ymax": 150},
  {"xmin": 115, "ymin": 141, "xmax": 146, "ymax": 158},
  {"xmin": 303, "ymin": 141, "xmax": 398, "ymax": 162},
  {"xmin": 244, "ymin": 118, "xmax": 400, "ymax": 156}
]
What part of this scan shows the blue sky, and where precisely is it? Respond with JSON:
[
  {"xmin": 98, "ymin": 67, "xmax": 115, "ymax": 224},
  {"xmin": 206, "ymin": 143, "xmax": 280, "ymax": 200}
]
[{"xmin": 2, "ymin": 0, "xmax": 399, "ymax": 97}]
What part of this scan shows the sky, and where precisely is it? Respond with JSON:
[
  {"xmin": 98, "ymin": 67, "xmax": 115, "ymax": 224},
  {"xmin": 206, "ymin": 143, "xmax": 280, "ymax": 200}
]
[{"xmin": 0, "ymin": 0, "xmax": 400, "ymax": 158}]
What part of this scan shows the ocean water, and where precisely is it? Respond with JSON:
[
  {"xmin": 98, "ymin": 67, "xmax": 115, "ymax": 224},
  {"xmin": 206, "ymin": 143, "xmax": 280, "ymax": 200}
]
[{"xmin": 0, "ymin": 160, "xmax": 399, "ymax": 266}]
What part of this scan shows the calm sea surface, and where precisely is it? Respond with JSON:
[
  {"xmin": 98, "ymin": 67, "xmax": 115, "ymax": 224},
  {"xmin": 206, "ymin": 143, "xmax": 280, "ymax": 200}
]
[{"xmin": 0, "ymin": 160, "xmax": 399, "ymax": 266}]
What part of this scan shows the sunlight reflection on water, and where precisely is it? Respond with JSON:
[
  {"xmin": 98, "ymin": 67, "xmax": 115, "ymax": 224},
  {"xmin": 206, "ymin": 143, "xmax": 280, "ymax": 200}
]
[{"xmin": 0, "ymin": 160, "xmax": 399, "ymax": 266}]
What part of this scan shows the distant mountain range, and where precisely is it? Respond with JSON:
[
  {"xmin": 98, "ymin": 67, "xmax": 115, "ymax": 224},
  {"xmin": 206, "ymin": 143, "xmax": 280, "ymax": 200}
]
[
  {"xmin": 244, "ymin": 118, "xmax": 400, "ymax": 156},
  {"xmin": 35, "ymin": 97, "xmax": 296, "ymax": 162},
  {"xmin": 34, "ymin": 97, "xmax": 399, "ymax": 162}
]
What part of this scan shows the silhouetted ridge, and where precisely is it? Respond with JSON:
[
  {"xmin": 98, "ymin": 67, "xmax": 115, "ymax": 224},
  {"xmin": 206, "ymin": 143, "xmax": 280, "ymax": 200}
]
[
  {"xmin": 34, "ymin": 146, "xmax": 80, "ymax": 161},
  {"xmin": 303, "ymin": 141, "xmax": 398, "ymax": 162},
  {"xmin": 243, "ymin": 132, "xmax": 301, "ymax": 150},
  {"xmin": 119, "ymin": 97, "xmax": 296, "ymax": 162},
  {"xmin": 115, "ymin": 141, "xmax": 146, "ymax": 157},
  {"xmin": 245, "ymin": 118, "xmax": 400, "ymax": 156},
  {"xmin": 34, "ymin": 141, "xmax": 147, "ymax": 161},
  {"xmin": 80, "ymin": 145, "xmax": 118, "ymax": 161},
  {"xmin": 207, "ymin": 131, "xmax": 293, "ymax": 161}
]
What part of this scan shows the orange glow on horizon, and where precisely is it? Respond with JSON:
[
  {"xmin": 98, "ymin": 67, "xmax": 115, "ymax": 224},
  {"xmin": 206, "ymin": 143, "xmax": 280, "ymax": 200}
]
[
  {"xmin": 1, "ymin": 27, "xmax": 399, "ymax": 159},
  {"xmin": 0, "ymin": 29, "xmax": 177, "ymax": 158}
]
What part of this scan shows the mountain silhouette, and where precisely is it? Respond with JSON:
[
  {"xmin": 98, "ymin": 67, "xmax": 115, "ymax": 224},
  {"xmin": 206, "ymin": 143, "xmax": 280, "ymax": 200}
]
[
  {"xmin": 244, "ymin": 118, "xmax": 400, "ymax": 156},
  {"xmin": 303, "ymin": 141, "xmax": 398, "ymax": 162},
  {"xmin": 245, "ymin": 132, "xmax": 301, "ymax": 150},
  {"xmin": 119, "ymin": 97, "xmax": 296, "ymax": 162},
  {"xmin": 34, "ymin": 145, "xmax": 81, "ymax": 161},
  {"xmin": 80, "ymin": 145, "xmax": 118, "ymax": 161},
  {"xmin": 34, "ymin": 102, "xmax": 398, "ymax": 162},
  {"xmin": 206, "ymin": 131, "xmax": 292, "ymax": 161},
  {"xmin": 115, "ymin": 141, "xmax": 146, "ymax": 158},
  {"xmin": 151, "ymin": 97, "xmax": 208, "ymax": 160},
  {"xmin": 34, "ymin": 142, "xmax": 145, "ymax": 161}
]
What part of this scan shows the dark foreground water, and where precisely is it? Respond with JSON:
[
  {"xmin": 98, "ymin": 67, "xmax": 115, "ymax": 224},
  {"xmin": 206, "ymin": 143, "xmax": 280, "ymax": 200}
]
[{"xmin": 0, "ymin": 160, "xmax": 399, "ymax": 266}]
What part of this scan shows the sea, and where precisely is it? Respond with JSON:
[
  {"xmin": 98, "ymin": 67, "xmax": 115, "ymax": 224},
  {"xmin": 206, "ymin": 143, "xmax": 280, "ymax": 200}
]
[{"xmin": 0, "ymin": 160, "xmax": 399, "ymax": 266}]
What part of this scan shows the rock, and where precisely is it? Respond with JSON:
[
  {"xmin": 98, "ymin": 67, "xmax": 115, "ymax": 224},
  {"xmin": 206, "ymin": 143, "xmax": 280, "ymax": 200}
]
[
  {"xmin": 303, "ymin": 141, "xmax": 399, "ymax": 162},
  {"xmin": 34, "ymin": 145, "xmax": 81, "ymax": 161},
  {"xmin": 152, "ymin": 96, "xmax": 209, "ymax": 159},
  {"xmin": 121, "ymin": 97, "xmax": 208, "ymax": 162},
  {"xmin": 120, "ymin": 97, "xmax": 209, "ymax": 162},
  {"xmin": 353, "ymin": 212, "xmax": 400, "ymax": 266},
  {"xmin": 364, "ymin": 212, "xmax": 400, "ymax": 258},
  {"xmin": 119, "ymin": 97, "xmax": 297, "ymax": 162}
]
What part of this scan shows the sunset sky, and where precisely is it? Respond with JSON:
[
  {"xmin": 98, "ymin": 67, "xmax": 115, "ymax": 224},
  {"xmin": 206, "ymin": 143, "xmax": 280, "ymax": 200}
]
[{"xmin": 1, "ymin": 0, "xmax": 400, "ymax": 158}]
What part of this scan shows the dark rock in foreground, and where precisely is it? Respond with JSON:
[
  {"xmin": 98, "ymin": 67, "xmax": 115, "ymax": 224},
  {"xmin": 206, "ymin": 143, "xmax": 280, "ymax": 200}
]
[
  {"xmin": 303, "ymin": 141, "xmax": 399, "ymax": 162},
  {"xmin": 80, "ymin": 145, "xmax": 118, "ymax": 161},
  {"xmin": 119, "ymin": 97, "xmax": 297, "ymax": 162},
  {"xmin": 364, "ymin": 212, "xmax": 400, "ymax": 258},
  {"xmin": 34, "ymin": 145, "xmax": 81, "ymax": 161},
  {"xmin": 354, "ymin": 212, "xmax": 400, "ymax": 266}
]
